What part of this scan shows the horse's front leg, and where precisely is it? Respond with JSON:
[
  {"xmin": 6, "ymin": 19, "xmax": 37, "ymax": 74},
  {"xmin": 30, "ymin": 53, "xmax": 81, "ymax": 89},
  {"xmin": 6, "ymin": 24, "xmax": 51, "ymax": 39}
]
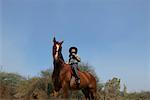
[
  {"xmin": 62, "ymin": 81, "xmax": 69, "ymax": 98},
  {"xmin": 63, "ymin": 88, "xmax": 68, "ymax": 98}
]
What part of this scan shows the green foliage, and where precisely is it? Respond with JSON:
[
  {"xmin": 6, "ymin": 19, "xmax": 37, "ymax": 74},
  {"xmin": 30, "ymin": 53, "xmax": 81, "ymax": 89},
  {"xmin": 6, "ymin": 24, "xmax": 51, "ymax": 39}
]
[
  {"xmin": 126, "ymin": 91, "xmax": 150, "ymax": 100},
  {"xmin": 1, "ymin": 67, "xmax": 150, "ymax": 100},
  {"xmin": 47, "ymin": 83, "xmax": 53, "ymax": 96},
  {"xmin": 40, "ymin": 69, "xmax": 52, "ymax": 79},
  {"xmin": 123, "ymin": 84, "xmax": 127, "ymax": 99},
  {"xmin": 104, "ymin": 77, "xmax": 121, "ymax": 100},
  {"xmin": 0, "ymin": 72, "xmax": 26, "ymax": 99},
  {"xmin": 14, "ymin": 69, "xmax": 54, "ymax": 99},
  {"xmin": 0, "ymin": 72, "xmax": 25, "ymax": 87}
]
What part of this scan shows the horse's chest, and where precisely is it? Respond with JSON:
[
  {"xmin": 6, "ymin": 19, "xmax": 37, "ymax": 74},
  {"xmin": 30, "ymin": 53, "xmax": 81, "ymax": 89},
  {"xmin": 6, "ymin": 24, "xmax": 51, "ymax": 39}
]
[{"xmin": 59, "ymin": 71, "xmax": 70, "ymax": 81}]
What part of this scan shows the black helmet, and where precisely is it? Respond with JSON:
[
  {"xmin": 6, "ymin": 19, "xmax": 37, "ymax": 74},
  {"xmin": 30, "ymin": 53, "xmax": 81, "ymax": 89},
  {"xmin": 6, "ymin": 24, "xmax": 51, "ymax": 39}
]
[{"xmin": 69, "ymin": 47, "xmax": 78, "ymax": 54}]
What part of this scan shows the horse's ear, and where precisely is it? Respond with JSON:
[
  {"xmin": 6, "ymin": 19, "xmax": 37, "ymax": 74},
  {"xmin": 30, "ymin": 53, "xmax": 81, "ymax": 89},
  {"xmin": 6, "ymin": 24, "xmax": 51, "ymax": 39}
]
[
  {"xmin": 53, "ymin": 37, "xmax": 56, "ymax": 42},
  {"xmin": 60, "ymin": 41, "xmax": 64, "ymax": 44}
]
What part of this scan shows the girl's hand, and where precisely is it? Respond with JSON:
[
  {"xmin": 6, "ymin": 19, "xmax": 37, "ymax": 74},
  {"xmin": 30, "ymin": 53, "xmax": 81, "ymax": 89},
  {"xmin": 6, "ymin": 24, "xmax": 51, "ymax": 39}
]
[{"xmin": 72, "ymin": 53, "xmax": 76, "ymax": 56}]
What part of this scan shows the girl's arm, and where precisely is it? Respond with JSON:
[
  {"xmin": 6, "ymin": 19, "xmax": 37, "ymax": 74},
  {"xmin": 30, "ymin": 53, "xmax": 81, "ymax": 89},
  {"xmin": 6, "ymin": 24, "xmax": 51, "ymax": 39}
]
[{"xmin": 72, "ymin": 53, "xmax": 81, "ymax": 62}]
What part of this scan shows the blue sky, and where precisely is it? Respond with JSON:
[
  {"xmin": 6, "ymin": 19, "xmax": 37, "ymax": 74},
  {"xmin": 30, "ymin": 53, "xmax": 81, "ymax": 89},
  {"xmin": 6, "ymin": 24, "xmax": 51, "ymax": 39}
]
[{"xmin": 1, "ymin": 0, "xmax": 150, "ymax": 92}]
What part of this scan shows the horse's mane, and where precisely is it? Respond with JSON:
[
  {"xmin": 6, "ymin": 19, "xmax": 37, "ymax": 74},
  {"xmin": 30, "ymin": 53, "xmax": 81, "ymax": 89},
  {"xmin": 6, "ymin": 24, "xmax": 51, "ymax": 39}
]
[{"xmin": 59, "ymin": 52, "xmax": 64, "ymax": 62}]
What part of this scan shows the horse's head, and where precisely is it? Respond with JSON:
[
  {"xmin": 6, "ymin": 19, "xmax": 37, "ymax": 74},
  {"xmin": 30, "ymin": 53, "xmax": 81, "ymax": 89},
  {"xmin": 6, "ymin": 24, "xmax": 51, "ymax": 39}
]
[{"xmin": 53, "ymin": 37, "xmax": 64, "ymax": 61}]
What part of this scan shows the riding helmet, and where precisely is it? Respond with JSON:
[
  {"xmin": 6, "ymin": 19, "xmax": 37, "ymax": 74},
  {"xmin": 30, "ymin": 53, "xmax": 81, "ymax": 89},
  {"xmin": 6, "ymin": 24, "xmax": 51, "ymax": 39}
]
[{"xmin": 69, "ymin": 47, "xmax": 78, "ymax": 54}]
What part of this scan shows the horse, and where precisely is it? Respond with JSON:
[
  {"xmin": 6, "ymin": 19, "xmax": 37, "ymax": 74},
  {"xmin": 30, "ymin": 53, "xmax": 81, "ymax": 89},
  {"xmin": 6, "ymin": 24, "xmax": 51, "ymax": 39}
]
[{"xmin": 52, "ymin": 37, "xmax": 97, "ymax": 100}]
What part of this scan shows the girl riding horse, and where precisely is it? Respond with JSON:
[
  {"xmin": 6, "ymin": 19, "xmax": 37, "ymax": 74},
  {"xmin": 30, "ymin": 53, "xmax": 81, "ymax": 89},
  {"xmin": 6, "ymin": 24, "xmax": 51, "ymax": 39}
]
[
  {"xmin": 52, "ymin": 37, "xmax": 97, "ymax": 100},
  {"xmin": 69, "ymin": 47, "xmax": 81, "ymax": 86}
]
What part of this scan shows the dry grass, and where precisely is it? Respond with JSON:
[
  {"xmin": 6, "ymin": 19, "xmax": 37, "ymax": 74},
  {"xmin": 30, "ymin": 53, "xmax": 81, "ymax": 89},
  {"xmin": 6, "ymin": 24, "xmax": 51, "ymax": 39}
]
[{"xmin": 1, "ymin": 69, "xmax": 150, "ymax": 100}]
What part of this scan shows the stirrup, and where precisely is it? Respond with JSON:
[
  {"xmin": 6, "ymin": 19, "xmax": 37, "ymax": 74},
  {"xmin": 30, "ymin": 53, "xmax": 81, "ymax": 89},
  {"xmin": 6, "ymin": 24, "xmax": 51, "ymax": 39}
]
[
  {"xmin": 76, "ymin": 79, "xmax": 80, "ymax": 84},
  {"xmin": 77, "ymin": 79, "xmax": 80, "ymax": 84}
]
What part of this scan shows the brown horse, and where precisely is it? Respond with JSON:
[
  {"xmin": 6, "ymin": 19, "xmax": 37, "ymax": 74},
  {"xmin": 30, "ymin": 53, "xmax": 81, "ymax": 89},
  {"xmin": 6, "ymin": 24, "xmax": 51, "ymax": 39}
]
[{"xmin": 52, "ymin": 37, "xmax": 97, "ymax": 100}]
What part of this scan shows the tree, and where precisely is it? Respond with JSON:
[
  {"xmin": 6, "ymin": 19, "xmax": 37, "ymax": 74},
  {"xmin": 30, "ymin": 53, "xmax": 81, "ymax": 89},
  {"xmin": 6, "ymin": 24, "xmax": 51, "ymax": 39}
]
[
  {"xmin": 0, "ymin": 72, "xmax": 25, "ymax": 99},
  {"xmin": 104, "ymin": 77, "xmax": 121, "ymax": 100},
  {"xmin": 123, "ymin": 84, "xmax": 127, "ymax": 99}
]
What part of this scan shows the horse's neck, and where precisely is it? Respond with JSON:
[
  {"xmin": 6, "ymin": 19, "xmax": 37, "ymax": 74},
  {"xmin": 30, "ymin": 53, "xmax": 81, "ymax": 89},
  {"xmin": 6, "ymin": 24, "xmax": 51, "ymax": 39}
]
[
  {"xmin": 60, "ymin": 52, "xmax": 64, "ymax": 62},
  {"xmin": 53, "ymin": 52, "xmax": 65, "ymax": 76}
]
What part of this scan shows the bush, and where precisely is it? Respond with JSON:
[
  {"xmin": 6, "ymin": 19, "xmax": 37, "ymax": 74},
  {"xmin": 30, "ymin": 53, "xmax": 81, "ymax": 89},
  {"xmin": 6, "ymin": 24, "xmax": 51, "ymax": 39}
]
[
  {"xmin": 1, "ymin": 67, "xmax": 150, "ymax": 100},
  {"xmin": 0, "ymin": 72, "xmax": 25, "ymax": 99}
]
